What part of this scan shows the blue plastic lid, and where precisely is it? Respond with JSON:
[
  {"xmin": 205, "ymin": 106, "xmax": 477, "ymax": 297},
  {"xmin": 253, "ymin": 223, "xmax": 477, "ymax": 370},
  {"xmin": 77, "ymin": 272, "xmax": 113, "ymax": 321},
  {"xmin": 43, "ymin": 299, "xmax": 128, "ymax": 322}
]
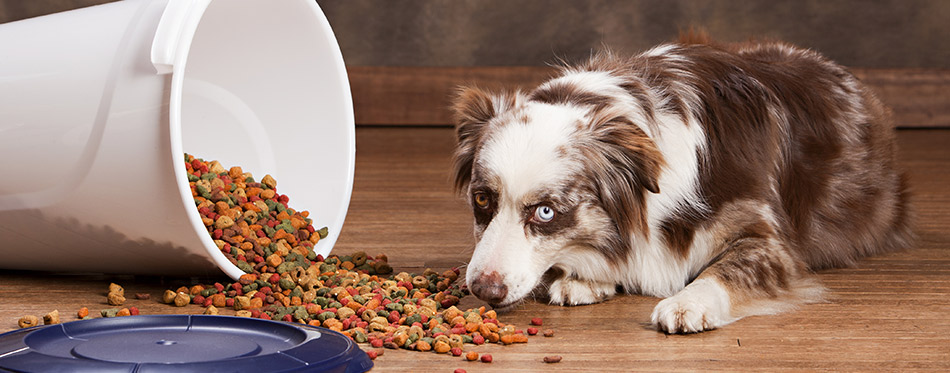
[{"xmin": 0, "ymin": 315, "xmax": 372, "ymax": 373}]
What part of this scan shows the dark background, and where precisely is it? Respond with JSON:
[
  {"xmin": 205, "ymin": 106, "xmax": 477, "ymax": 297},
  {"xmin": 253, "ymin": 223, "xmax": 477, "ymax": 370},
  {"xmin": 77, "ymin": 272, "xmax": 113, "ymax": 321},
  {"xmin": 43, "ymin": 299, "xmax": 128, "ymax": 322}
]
[{"xmin": 2, "ymin": 0, "xmax": 949, "ymax": 68}]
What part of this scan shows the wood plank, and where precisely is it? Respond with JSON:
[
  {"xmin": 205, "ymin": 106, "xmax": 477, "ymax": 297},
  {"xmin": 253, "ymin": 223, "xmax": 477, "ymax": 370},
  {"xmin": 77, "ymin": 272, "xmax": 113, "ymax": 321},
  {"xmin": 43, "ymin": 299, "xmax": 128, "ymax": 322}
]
[
  {"xmin": 348, "ymin": 66, "xmax": 950, "ymax": 128},
  {"xmin": 0, "ymin": 128, "xmax": 948, "ymax": 371}
]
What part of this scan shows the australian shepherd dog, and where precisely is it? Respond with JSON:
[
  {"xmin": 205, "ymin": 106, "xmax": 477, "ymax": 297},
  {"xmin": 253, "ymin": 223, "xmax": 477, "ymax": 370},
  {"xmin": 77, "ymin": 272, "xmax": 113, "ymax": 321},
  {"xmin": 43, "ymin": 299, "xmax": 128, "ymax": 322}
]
[{"xmin": 451, "ymin": 36, "xmax": 913, "ymax": 333}]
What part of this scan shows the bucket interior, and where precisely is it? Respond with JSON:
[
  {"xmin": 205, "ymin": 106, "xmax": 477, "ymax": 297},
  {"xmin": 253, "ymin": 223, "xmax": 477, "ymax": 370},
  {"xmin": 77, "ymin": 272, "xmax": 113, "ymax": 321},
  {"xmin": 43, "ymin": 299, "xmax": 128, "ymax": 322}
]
[{"xmin": 171, "ymin": 0, "xmax": 354, "ymax": 279}]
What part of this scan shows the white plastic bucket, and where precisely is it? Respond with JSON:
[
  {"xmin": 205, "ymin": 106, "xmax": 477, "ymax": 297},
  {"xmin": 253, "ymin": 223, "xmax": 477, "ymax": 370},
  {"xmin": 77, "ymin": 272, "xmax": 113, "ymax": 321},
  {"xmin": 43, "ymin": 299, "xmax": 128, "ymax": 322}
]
[{"xmin": 0, "ymin": 0, "xmax": 355, "ymax": 280}]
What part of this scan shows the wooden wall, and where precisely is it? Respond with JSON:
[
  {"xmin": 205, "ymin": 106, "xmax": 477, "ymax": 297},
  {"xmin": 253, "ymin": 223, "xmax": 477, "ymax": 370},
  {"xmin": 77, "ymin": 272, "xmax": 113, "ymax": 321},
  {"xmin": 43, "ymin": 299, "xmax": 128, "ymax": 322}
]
[{"xmin": 3, "ymin": 0, "xmax": 948, "ymax": 127}]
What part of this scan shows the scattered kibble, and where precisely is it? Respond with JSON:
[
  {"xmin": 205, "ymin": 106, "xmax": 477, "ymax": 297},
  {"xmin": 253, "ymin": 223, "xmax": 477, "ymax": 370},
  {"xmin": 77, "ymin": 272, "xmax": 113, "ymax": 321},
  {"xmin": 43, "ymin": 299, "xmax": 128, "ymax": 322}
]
[
  {"xmin": 204, "ymin": 305, "xmax": 219, "ymax": 315},
  {"xmin": 543, "ymin": 355, "xmax": 562, "ymax": 363},
  {"xmin": 135, "ymin": 293, "xmax": 151, "ymax": 300},
  {"xmin": 173, "ymin": 292, "xmax": 190, "ymax": 307},
  {"xmin": 101, "ymin": 308, "xmax": 119, "ymax": 318},
  {"xmin": 17, "ymin": 315, "xmax": 39, "ymax": 329},
  {"xmin": 454, "ymin": 369, "xmax": 467, "ymax": 373},
  {"xmin": 543, "ymin": 329, "xmax": 555, "ymax": 337},
  {"xmin": 129, "ymin": 306, "xmax": 140, "ymax": 316},
  {"xmin": 450, "ymin": 347, "xmax": 463, "ymax": 356},
  {"xmin": 43, "ymin": 310, "xmax": 60, "ymax": 325},
  {"xmin": 527, "ymin": 327, "xmax": 539, "ymax": 335},
  {"xmin": 107, "ymin": 291, "xmax": 126, "ymax": 306},
  {"xmin": 366, "ymin": 350, "xmax": 379, "ymax": 360},
  {"xmin": 480, "ymin": 354, "xmax": 493, "ymax": 363},
  {"xmin": 109, "ymin": 283, "xmax": 124, "ymax": 296},
  {"xmin": 465, "ymin": 351, "xmax": 479, "ymax": 361},
  {"xmin": 530, "ymin": 317, "xmax": 543, "ymax": 326},
  {"xmin": 77, "ymin": 307, "xmax": 89, "ymax": 319},
  {"xmin": 116, "ymin": 308, "xmax": 131, "ymax": 317}
]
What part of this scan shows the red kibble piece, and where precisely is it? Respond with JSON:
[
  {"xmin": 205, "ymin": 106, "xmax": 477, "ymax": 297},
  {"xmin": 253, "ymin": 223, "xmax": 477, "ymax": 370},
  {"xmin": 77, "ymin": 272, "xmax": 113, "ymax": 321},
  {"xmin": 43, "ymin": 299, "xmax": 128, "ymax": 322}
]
[
  {"xmin": 454, "ymin": 370, "xmax": 466, "ymax": 373},
  {"xmin": 236, "ymin": 254, "xmax": 246, "ymax": 262},
  {"xmin": 212, "ymin": 229, "xmax": 223, "ymax": 239},
  {"xmin": 214, "ymin": 283, "xmax": 225, "ymax": 292},
  {"xmin": 527, "ymin": 327, "xmax": 539, "ymax": 335},
  {"xmin": 451, "ymin": 327, "xmax": 466, "ymax": 335},
  {"xmin": 339, "ymin": 298, "xmax": 350, "ymax": 306},
  {"xmin": 356, "ymin": 321, "xmax": 368, "ymax": 329},
  {"xmin": 254, "ymin": 255, "xmax": 264, "ymax": 263},
  {"xmin": 480, "ymin": 354, "xmax": 493, "ymax": 363},
  {"xmin": 387, "ymin": 312, "xmax": 400, "ymax": 323},
  {"xmin": 306, "ymin": 226, "xmax": 315, "ymax": 233},
  {"xmin": 203, "ymin": 298, "xmax": 213, "ymax": 307},
  {"xmin": 269, "ymin": 274, "xmax": 280, "ymax": 284},
  {"xmin": 370, "ymin": 339, "xmax": 383, "ymax": 348},
  {"xmin": 315, "ymin": 254, "xmax": 324, "ymax": 262},
  {"xmin": 260, "ymin": 313, "xmax": 272, "ymax": 320},
  {"xmin": 225, "ymin": 298, "xmax": 235, "ymax": 307},
  {"xmin": 278, "ymin": 195, "xmax": 289, "ymax": 204},
  {"xmin": 250, "ymin": 309, "xmax": 261, "ymax": 318},
  {"xmin": 341, "ymin": 319, "xmax": 351, "ymax": 330},
  {"xmin": 129, "ymin": 307, "xmax": 139, "ymax": 316},
  {"xmin": 282, "ymin": 314, "xmax": 293, "ymax": 322},
  {"xmin": 366, "ymin": 350, "xmax": 378, "ymax": 360},
  {"xmin": 347, "ymin": 288, "xmax": 359, "ymax": 296},
  {"xmin": 450, "ymin": 347, "xmax": 462, "ymax": 356},
  {"xmin": 472, "ymin": 334, "xmax": 485, "ymax": 345},
  {"xmin": 192, "ymin": 295, "xmax": 205, "ymax": 305},
  {"xmin": 530, "ymin": 317, "xmax": 543, "ymax": 326}
]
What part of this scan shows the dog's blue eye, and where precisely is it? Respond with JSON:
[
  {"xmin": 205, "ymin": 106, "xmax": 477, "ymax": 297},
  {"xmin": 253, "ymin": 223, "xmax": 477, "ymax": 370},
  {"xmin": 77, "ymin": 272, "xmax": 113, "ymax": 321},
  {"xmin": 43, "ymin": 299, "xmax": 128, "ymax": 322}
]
[{"xmin": 534, "ymin": 205, "xmax": 555, "ymax": 222}]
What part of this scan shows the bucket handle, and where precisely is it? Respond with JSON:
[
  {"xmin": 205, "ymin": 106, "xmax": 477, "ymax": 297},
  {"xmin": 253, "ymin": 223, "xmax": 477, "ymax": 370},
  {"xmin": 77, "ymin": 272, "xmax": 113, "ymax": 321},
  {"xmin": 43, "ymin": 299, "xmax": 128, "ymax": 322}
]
[{"xmin": 151, "ymin": 0, "xmax": 212, "ymax": 75}]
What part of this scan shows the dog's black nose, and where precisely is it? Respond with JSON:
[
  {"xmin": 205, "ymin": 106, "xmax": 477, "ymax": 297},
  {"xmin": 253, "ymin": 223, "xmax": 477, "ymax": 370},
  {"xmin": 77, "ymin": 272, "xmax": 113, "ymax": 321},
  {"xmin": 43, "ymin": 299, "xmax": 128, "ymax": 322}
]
[{"xmin": 470, "ymin": 271, "xmax": 508, "ymax": 305}]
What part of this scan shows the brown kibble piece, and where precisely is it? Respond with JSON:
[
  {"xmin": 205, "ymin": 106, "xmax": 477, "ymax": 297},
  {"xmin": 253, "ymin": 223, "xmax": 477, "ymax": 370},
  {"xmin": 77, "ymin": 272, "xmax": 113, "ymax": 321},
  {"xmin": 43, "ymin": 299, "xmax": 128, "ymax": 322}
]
[
  {"xmin": 543, "ymin": 329, "xmax": 555, "ymax": 337},
  {"xmin": 77, "ymin": 307, "xmax": 89, "ymax": 319},
  {"xmin": 107, "ymin": 292, "xmax": 126, "ymax": 306},
  {"xmin": 108, "ymin": 283, "xmax": 124, "ymax": 296},
  {"xmin": 465, "ymin": 351, "xmax": 479, "ymax": 361},
  {"xmin": 235, "ymin": 310, "xmax": 252, "ymax": 317},
  {"xmin": 135, "ymin": 293, "xmax": 151, "ymax": 300},
  {"xmin": 433, "ymin": 340, "xmax": 451, "ymax": 353},
  {"xmin": 43, "ymin": 310, "xmax": 60, "ymax": 325},
  {"xmin": 204, "ymin": 305, "xmax": 219, "ymax": 315},
  {"xmin": 543, "ymin": 355, "xmax": 562, "ymax": 363},
  {"xmin": 261, "ymin": 174, "xmax": 277, "ymax": 190},
  {"xmin": 18, "ymin": 315, "xmax": 39, "ymax": 329},
  {"xmin": 163, "ymin": 290, "xmax": 177, "ymax": 304},
  {"xmin": 173, "ymin": 291, "xmax": 190, "ymax": 307}
]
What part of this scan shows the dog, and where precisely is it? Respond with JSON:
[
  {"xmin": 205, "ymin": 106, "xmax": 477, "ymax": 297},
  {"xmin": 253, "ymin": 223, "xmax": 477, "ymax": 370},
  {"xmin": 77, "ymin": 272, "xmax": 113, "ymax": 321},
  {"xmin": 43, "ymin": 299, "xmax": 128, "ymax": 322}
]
[{"xmin": 450, "ymin": 36, "xmax": 913, "ymax": 333}]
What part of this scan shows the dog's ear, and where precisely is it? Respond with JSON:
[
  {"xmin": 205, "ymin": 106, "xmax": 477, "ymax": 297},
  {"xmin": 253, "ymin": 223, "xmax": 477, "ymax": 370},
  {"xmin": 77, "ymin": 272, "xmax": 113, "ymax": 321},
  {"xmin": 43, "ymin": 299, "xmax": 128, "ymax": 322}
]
[
  {"xmin": 586, "ymin": 113, "xmax": 664, "ymax": 240},
  {"xmin": 451, "ymin": 86, "xmax": 519, "ymax": 193}
]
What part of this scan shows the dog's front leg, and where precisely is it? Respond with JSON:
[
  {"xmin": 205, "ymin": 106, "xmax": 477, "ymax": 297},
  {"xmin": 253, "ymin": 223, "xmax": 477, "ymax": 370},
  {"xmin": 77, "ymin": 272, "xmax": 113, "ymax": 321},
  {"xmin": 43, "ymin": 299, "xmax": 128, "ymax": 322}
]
[
  {"xmin": 651, "ymin": 235, "xmax": 823, "ymax": 333},
  {"xmin": 546, "ymin": 274, "xmax": 617, "ymax": 306}
]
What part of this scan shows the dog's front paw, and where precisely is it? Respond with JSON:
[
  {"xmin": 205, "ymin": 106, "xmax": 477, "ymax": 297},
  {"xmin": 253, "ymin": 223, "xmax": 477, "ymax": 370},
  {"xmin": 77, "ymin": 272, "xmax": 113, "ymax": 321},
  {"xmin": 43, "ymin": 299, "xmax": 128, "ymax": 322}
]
[
  {"xmin": 547, "ymin": 277, "xmax": 616, "ymax": 306},
  {"xmin": 650, "ymin": 279, "xmax": 733, "ymax": 333}
]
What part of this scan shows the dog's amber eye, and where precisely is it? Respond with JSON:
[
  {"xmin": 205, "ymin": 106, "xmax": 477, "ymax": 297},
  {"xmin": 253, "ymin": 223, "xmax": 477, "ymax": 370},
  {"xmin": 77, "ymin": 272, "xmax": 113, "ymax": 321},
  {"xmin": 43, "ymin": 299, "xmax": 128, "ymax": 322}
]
[{"xmin": 473, "ymin": 192, "xmax": 490, "ymax": 208}]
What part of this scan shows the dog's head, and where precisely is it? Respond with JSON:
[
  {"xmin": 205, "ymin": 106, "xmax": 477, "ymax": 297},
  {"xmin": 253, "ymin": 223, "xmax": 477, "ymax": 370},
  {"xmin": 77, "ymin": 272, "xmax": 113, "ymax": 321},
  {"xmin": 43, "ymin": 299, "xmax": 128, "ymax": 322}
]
[{"xmin": 452, "ymin": 77, "xmax": 664, "ymax": 308}]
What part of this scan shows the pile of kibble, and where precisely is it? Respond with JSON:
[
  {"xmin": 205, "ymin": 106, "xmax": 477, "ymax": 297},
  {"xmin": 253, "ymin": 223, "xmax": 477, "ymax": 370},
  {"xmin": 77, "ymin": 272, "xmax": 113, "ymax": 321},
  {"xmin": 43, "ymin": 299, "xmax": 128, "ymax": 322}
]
[{"xmin": 16, "ymin": 155, "xmax": 560, "ymax": 365}]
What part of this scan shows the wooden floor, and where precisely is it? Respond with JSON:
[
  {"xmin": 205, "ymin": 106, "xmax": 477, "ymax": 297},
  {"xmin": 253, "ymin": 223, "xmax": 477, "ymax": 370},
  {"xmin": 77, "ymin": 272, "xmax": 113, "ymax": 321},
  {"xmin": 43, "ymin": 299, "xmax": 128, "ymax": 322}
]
[{"xmin": 1, "ymin": 127, "xmax": 948, "ymax": 371}]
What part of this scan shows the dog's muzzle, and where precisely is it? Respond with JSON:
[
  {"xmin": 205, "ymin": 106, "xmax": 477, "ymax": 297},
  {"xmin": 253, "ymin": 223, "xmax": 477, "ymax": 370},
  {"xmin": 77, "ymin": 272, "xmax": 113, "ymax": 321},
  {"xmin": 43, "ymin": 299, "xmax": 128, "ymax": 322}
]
[{"xmin": 469, "ymin": 271, "xmax": 508, "ymax": 305}]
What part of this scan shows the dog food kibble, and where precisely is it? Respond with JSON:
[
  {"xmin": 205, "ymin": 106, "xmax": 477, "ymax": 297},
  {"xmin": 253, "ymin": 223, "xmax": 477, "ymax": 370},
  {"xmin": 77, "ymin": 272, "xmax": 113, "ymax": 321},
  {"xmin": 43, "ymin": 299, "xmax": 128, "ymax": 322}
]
[
  {"xmin": 543, "ymin": 355, "xmax": 562, "ymax": 364},
  {"xmin": 109, "ymin": 283, "xmax": 124, "ymax": 296},
  {"xmin": 480, "ymin": 354, "xmax": 493, "ymax": 363},
  {"xmin": 454, "ymin": 369, "xmax": 467, "ymax": 373},
  {"xmin": 77, "ymin": 307, "xmax": 89, "ymax": 319},
  {"xmin": 530, "ymin": 317, "xmax": 543, "ymax": 326},
  {"xmin": 365, "ymin": 350, "xmax": 379, "ymax": 360},
  {"xmin": 43, "ymin": 310, "xmax": 60, "ymax": 325},
  {"xmin": 107, "ymin": 291, "xmax": 126, "ymax": 306},
  {"xmin": 135, "ymin": 293, "xmax": 151, "ymax": 300},
  {"xmin": 465, "ymin": 351, "xmax": 479, "ymax": 361},
  {"xmin": 543, "ymin": 329, "xmax": 555, "ymax": 337},
  {"xmin": 17, "ymin": 315, "xmax": 39, "ymax": 329}
]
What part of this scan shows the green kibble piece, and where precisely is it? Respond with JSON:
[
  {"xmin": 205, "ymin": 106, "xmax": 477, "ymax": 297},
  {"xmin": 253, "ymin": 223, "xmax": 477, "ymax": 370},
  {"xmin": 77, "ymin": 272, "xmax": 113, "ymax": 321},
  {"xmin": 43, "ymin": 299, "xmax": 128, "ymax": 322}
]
[
  {"xmin": 263, "ymin": 226, "xmax": 276, "ymax": 237},
  {"xmin": 278, "ymin": 278, "xmax": 295, "ymax": 291},
  {"xmin": 421, "ymin": 337, "xmax": 434, "ymax": 345},
  {"xmin": 200, "ymin": 172, "xmax": 216, "ymax": 180},
  {"xmin": 319, "ymin": 264, "xmax": 337, "ymax": 273},
  {"xmin": 352, "ymin": 295, "xmax": 366, "ymax": 304},
  {"xmin": 431, "ymin": 327, "xmax": 444, "ymax": 335},
  {"xmin": 405, "ymin": 314, "xmax": 422, "ymax": 325},
  {"xmin": 101, "ymin": 308, "xmax": 119, "ymax": 318},
  {"xmin": 187, "ymin": 174, "xmax": 199, "ymax": 182},
  {"xmin": 195, "ymin": 185, "xmax": 211, "ymax": 199},
  {"xmin": 315, "ymin": 297, "xmax": 329, "ymax": 307},
  {"xmin": 289, "ymin": 287, "xmax": 303, "ymax": 299},
  {"xmin": 385, "ymin": 302, "xmax": 404, "ymax": 313},
  {"xmin": 353, "ymin": 331, "xmax": 368, "ymax": 343},
  {"xmin": 317, "ymin": 227, "xmax": 329, "ymax": 239},
  {"xmin": 293, "ymin": 307, "xmax": 309, "ymax": 321},
  {"xmin": 237, "ymin": 261, "xmax": 254, "ymax": 273},
  {"xmin": 316, "ymin": 287, "xmax": 329, "ymax": 296},
  {"xmin": 317, "ymin": 311, "xmax": 336, "ymax": 322},
  {"xmin": 462, "ymin": 335, "xmax": 473, "ymax": 344},
  {"xmin": 408, "ymin": 334, "xmax": 419, "ymax": 344},
  {"xmin": 327, "ymin": 301, "xmax": 342, "ymax": 310},
  {"xmin": 306, "ymin": 251, "xmax": 317, "ymax": 261},
  {"xmin": 394, "ymin": 289, "xmax": 407, "ymax": 298},
  {"xmin": 324, "ymin": 257, "xmax": 338, "ymax": 265},
  {"xmin": 244, "ymin": 176, "xmax": 255, "ymax": 183},
  {"xmin": 356, "ymin": 264, "xmax": 373, "ymax": 272},
  {"xmin": 377, "ymin": 310, "xmax": 390, "ymax": 319},
  {"xmin": 276, "ymin": 262, "xmax": 297, "ymax": 274}
]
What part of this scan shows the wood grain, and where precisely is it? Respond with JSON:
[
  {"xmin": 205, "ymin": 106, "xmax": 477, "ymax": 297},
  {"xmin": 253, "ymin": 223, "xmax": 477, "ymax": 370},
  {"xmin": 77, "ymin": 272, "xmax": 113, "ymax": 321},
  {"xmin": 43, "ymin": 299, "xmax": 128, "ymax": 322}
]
[
  {"xmin": 348, "ymin": 66, "xmax": 950, "ymax": 128},
  {"xmin": 1, "ymin": 128, "xmax": 948, "ymax": 371}
]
